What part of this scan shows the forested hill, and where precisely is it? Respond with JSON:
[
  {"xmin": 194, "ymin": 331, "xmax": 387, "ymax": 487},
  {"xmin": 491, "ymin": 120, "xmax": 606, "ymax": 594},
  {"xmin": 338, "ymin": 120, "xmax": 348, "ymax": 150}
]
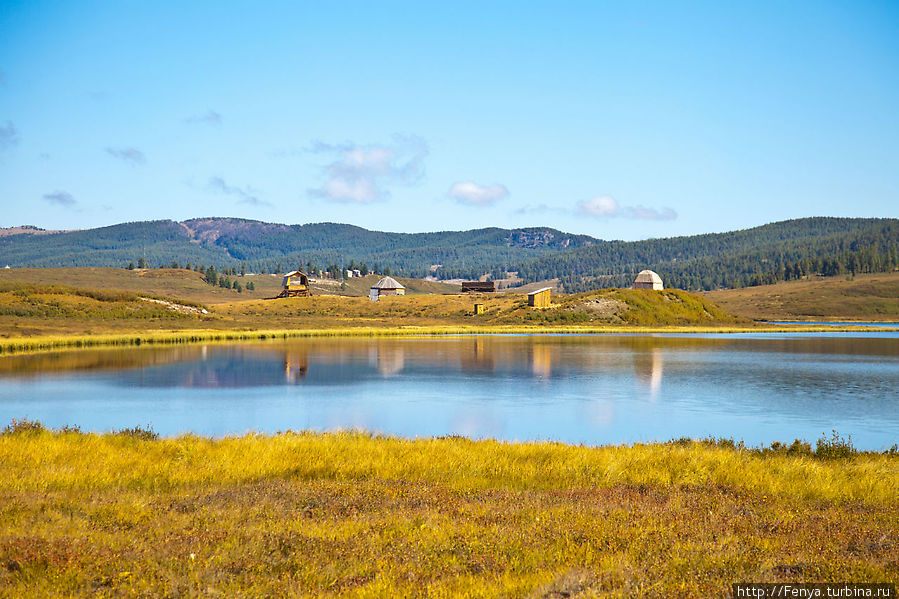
[
  {"xmin": 0, "ymin": 218, "xmax": 596, "ymax": 276},
  {"xmin": 516, "ymin": 217, "xmax": 899, "ymax": 292},
  {"xmin": 0, "ymin": 216, "xmax": 896, "ymax": 291}
]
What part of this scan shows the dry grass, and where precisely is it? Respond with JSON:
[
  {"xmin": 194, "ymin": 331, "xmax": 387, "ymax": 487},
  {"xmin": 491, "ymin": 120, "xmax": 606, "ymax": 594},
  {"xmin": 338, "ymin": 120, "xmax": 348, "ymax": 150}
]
[
  {"xmin": 703, "ymin": 271, "xmax": 899, "ymax": 322},
  {"xmin": 2, "ymin": 268, "xmax": 898, "ymax": 350},
  {"xmin": 0, "ymin": 427, "xmax": 896, "ymax": 597},
  {"xmin": 0, "ymin": 268, "xmax": 459, "ymax": 305},
  {"xmin": 0, "ymin": 267, "xmax": 254, "ymax": 305}
]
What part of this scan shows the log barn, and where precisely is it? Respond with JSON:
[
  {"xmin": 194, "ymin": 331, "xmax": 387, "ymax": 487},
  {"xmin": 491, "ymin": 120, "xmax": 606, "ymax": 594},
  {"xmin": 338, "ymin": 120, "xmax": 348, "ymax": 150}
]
[{"xmin": 461, "ymin": 281, "xmax": 496, "ymax": 293}]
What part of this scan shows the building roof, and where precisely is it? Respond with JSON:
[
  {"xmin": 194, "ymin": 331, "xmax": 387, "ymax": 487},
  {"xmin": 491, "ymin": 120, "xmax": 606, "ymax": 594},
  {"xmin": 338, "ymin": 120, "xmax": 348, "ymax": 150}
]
[
  {"xmin": 371, "ymin": 276, "xmax": 405, "ymax": 290},
  {"xmin": 634, "ymin": 270, "xmax": 663, "ymax": 285},
  {"xmin": 282, "ymin": 270, "xmax": 307, "ymax": 286},
  {"xmin": 527, "ymin": 287, "xmax": 552, "ymax": 296}
]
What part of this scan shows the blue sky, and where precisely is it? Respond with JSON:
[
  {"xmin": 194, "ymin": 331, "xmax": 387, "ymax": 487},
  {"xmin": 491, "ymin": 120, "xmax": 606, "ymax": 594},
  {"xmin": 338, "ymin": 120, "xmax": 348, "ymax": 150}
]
[{"xmin": 0, "ymin": 1, "xmax": 896, "ymax": 240}]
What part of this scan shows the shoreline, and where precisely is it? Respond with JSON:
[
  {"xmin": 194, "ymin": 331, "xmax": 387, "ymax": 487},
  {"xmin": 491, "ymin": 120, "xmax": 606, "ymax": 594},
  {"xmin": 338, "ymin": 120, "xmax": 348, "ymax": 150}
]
[{"xmin": 3, "ymin": 323, "xmax": 899, "ymax": 356}]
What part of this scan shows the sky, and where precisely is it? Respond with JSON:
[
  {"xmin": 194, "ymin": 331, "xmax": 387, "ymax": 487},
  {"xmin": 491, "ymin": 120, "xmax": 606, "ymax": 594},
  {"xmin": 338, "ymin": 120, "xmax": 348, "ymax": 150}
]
[{"xmin": 0, "ymin": 1, "xmax": 897, "ymax": 241}]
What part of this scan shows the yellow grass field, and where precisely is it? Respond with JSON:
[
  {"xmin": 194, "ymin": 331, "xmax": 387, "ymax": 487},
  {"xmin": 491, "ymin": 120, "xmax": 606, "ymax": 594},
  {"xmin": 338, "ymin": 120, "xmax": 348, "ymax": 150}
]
[
  {"xmin": 703, "ymin": 271, "xmax": 899, "ymax": 322},
  {"xmin": 0, "ymin": 267, "xmax": 759, "ymax": 346},
  {"xmin": 1, "ymin": 425, "xmax": 896, "ymax": 597}
]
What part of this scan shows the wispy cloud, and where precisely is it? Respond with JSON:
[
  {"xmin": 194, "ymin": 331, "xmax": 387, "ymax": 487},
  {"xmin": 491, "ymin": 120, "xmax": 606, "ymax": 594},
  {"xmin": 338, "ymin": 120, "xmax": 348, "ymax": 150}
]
[
  {"xmin": 207, "ymin": 176, "xmax": 271, "ymax": 207},
  {"xmin": 448, "ymin": 182, "xmax": 509, "ymax": 207},
  {"xmin": 42, "ymin": 191, "xmax": 77, "ymax": 208},
  {"xmin": 307, "ymin": 135, "xmax": 428, "ymax": 203},
  {"xmin": 185, "ymin": 110, "xmax": 222, "ymax": 126},
  {"xmin": 627, "ymin": 206, "xmax": 678, "ymax": 220},
  {"xmin": 577, "ymin": 195, "xmax": 676, "ymax": 221},
  {"xmin": 514, "ymin": 203, "xmax": 568, "ymax": 216},
  {"xmin": 0, "ymin": 121, "xmax": 19, "ymax": 150},
  {"xmin": 105, "ymin": 146, "xmax": 146, "ymax": 165},
  {"xmin": 269, "ymin": 145, "xmax": 305, "ymax": 158}
]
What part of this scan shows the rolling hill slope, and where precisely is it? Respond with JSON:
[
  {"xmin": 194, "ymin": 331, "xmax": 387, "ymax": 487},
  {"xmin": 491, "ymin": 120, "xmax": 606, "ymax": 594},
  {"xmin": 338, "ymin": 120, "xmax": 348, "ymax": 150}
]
[{"xmin": 1, "ymin": 217, "xmax": 896, "ymax": 291}]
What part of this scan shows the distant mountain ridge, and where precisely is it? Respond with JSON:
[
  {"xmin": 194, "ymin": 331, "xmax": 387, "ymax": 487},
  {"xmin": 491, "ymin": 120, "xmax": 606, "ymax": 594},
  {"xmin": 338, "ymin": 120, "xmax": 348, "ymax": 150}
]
[{"xmin": 1, "ymin": 216, "xmax": 896, "ymax": 291}]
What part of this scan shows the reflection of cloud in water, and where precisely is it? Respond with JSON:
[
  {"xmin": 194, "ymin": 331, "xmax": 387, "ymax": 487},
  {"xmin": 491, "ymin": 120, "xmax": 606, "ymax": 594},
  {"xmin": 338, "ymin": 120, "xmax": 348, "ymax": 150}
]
[
  {"xmin": 634, "ymin": 348, "xmax": 663, "ymax": 400},
  {"xmin": 584, "ymin": 399, "xmax": 615, "ymax": 429},
  {"xmin": 451, "ymin": 407, "xmax": 505, "ymax": 439}
]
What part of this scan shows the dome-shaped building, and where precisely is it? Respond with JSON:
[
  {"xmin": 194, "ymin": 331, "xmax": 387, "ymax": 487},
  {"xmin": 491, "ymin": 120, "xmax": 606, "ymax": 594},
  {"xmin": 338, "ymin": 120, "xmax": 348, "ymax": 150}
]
[{"xmin": 633, "ymin": 270, "xmax": 663, "ymax": 290}]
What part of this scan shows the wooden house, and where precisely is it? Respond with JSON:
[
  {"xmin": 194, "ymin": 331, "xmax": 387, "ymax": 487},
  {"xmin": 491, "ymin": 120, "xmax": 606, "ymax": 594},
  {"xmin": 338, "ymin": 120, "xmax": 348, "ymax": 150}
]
[
  {"xmin": 370, "ymin": 276, "xmax": 405, "ymax": 298},
  {"xmin": 527, "ymin": 287, "xmax": 551, "ymax": 308},
  {"xmin": 277, "ymin": 270, "xmax": 311, "ymax": 297},
  {"xmin": 461, "ymin": 281, "xmax": 496, "ymax": 293},
  {"xmin": 633, "ymin": 270, "xmax": 664, "ymax": 290}
]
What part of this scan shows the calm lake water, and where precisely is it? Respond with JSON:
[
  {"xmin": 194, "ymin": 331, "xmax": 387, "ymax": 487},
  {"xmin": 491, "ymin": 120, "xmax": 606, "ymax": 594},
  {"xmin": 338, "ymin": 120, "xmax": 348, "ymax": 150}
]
[{"xmin": 1, "ymin": 333, "xmax": 897, "ymax": 450}]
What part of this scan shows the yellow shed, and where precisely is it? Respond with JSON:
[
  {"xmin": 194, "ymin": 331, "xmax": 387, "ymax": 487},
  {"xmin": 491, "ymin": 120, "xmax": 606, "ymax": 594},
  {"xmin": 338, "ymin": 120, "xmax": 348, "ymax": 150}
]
[
  {"xmin": 527, "ymin": 287, "xmax": 551, "ymax": 308},
  {"xmin": 277, "ymin": 270, "xmax": 310, "ymax": 297}
]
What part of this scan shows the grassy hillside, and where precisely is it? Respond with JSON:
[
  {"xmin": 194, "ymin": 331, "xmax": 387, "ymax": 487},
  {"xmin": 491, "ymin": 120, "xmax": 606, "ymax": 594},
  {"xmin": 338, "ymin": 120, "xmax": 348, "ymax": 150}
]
[
  {"xmin": 0, "ymin": 426, "xmax": 896, "ymax": 597},
  {"xmin": 0, "ymin": 267, "xmax": 743, "ymax": 338},
  {"xmin": 704, "ymin": 271, "xmax": 899, "ymax": 321},
  {"xmin": 0, "ymin": 268, "xmax": 459, "ymax": 305},
  {"xmin": 0, "ymin": 267, "xmax": 254, "ymax": 305}
]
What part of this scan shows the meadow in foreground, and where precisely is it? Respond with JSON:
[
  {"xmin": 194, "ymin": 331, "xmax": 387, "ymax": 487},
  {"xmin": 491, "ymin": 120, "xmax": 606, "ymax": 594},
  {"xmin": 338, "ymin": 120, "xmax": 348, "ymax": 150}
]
[{"xmin": 0, "ymin": 424, "xmax": 896, "ymax": 597}]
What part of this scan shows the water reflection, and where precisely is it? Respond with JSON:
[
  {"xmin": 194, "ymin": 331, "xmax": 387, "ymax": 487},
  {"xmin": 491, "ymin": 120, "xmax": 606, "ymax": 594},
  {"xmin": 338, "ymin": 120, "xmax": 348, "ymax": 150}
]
[
  {"xmin": 634, "ymin": 348, "xmax": 664, "ymax": 399},
  {"xmin": 530, "ymin": 344, "xmax": 552, "ymax": 379},
  {"xmin": 284, "ymin": 351, "xmax": 308, "ymax": 382},
  {"xmin": 0, "ymin": 333, "xmax": 897, "ymax": 449}
]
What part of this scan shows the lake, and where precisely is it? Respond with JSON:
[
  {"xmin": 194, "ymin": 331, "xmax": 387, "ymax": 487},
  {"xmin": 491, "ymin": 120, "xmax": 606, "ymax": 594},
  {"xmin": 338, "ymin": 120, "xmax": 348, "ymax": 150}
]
[{"xmin": 1, "ymin": 333, "xmax": 897, "ymax": 450}]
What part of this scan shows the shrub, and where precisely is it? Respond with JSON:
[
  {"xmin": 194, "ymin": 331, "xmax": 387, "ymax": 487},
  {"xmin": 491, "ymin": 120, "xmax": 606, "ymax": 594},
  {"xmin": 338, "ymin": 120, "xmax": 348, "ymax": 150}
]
[
  {"xmin": 701, "ymin": 437, "xmax": 745, "ymax": 451},
  {"xmin": 115, "ymin": 425, "xmax": 159, "ymax": 441},
  {"xmin": 765, "ymin": 439, "xmax": 814, "ymax": 457},
  {"xmin": 2, "ymin": 418, "xmax": 45, "ymax": 435},
  {"xmin": 816, "ymin": 430, "xmax": 857, "ymax": 460}
]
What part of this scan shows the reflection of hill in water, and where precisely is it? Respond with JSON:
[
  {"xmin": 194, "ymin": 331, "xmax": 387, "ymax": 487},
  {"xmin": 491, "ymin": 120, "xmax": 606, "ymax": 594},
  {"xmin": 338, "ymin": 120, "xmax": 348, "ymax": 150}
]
[
  {"xmin": 1, "ymin": 335, "xmax": 896, "ymax": 390},
  {"xmin": 0, "ymin": 346, "xmax": 205, "ymax": 376}
]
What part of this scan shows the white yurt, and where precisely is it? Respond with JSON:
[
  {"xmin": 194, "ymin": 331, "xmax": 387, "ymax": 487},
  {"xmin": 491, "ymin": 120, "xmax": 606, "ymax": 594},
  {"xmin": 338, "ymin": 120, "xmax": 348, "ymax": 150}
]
[
  {"xmin": 633, "ymin": 270, "xmax": 663, "ymax": 290},
  {"xmin": 370, "ymin": 276, "xmax": 406, "ymax": 299}
]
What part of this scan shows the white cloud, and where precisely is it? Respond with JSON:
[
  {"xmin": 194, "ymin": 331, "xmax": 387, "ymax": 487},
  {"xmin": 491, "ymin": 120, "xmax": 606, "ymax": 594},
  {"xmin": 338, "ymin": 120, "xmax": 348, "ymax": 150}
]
[
  {"xmin": 307, "ymin": 136, "xmax": 428, "ymax": 203},
  {"xmin": 577, "ymin": 195, "xmax": 620, "ymax": 217},
  {"xmin": 577, "ymin": 195, "xmax": 677, "ymax": 221},
  {"xmin": 449, "ymin": 182, "xmax": 510, "ymax": 207}
]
